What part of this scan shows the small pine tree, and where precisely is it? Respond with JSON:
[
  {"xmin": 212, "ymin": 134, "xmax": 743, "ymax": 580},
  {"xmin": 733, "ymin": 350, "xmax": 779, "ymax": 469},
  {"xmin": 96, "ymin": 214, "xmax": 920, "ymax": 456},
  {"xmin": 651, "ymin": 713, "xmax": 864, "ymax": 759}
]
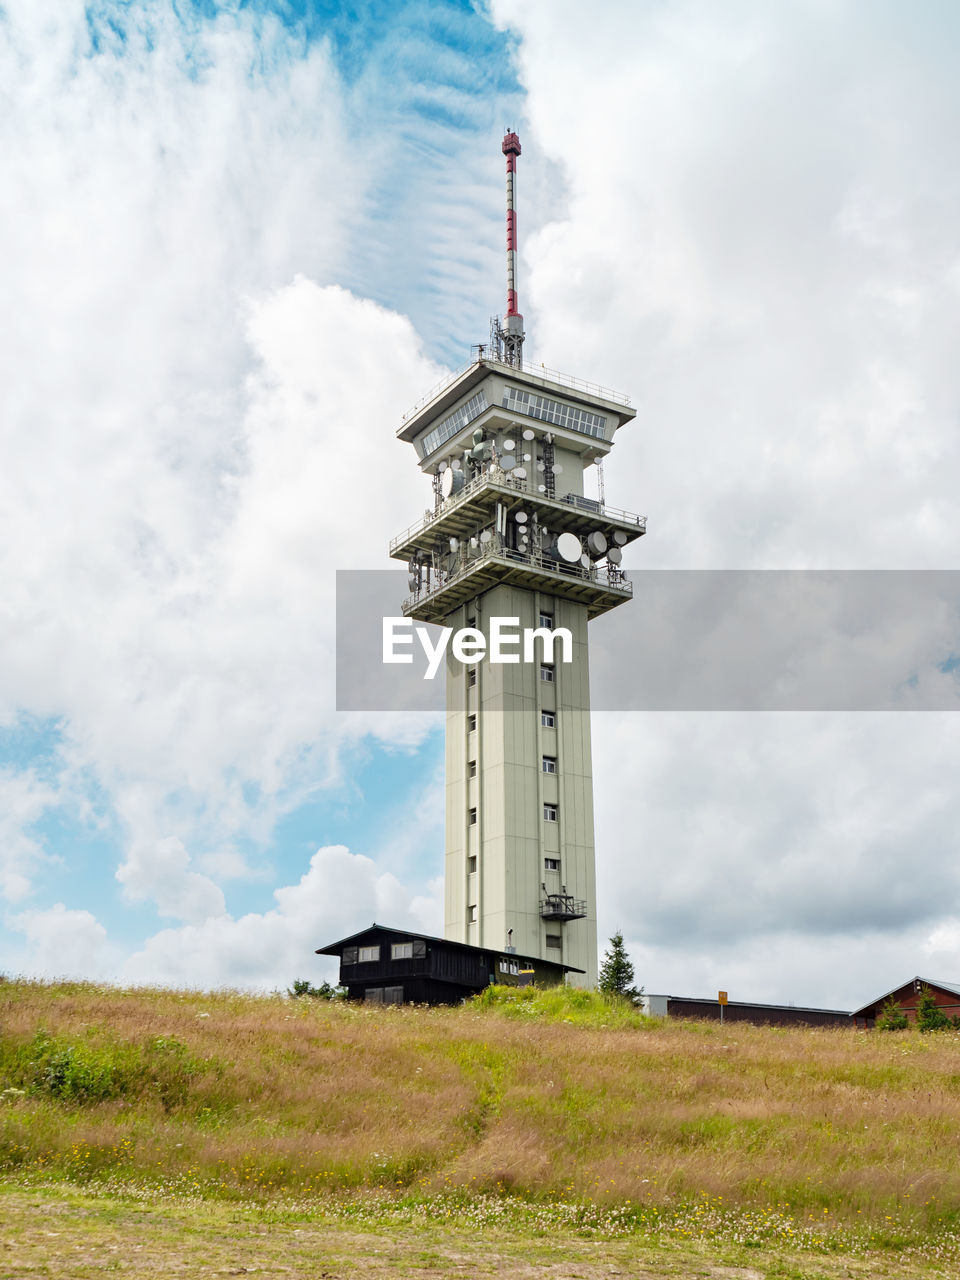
[
  {"xmin": 916, "ymin": 985, "xmax": 950, "ymax": 1032},
  {"xmin": 875, "ymin": 996, "xmax": 908, "ymax": 1031},
  {"xmin": 598, "ymin": 930, "xmax": 640, "ymax": 1000}
]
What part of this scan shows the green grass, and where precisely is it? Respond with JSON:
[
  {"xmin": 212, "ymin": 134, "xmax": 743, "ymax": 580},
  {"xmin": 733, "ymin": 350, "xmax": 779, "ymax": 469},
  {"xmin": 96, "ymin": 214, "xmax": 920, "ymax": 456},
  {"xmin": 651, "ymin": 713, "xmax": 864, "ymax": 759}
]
[{"xmin": 3, "ymin": 977, "xmax": 960, "ymax": 1276}]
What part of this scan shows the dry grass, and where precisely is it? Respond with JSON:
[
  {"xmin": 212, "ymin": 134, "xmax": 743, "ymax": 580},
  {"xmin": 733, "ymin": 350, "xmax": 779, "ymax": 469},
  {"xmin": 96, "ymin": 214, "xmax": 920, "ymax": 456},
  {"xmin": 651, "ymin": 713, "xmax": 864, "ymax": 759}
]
[{"xmin": 2, "ymin": 978, "xmax": 960, "ymax": 1239}]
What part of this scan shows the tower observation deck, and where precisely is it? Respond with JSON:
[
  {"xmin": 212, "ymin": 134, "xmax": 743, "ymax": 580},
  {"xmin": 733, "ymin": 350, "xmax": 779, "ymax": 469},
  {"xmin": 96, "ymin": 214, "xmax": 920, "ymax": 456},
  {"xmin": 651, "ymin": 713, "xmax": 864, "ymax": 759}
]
[{"xmin": 390, "ymin": 134, "xmax": 643, "ymax": 987}]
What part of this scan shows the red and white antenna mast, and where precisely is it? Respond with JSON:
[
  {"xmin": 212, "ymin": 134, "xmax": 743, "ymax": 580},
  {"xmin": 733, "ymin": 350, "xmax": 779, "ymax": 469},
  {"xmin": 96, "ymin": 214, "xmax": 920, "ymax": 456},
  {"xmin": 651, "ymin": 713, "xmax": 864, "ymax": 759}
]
[{"xmin": 497, "ymin": 129, "xmax": 524, "ymax": 369}]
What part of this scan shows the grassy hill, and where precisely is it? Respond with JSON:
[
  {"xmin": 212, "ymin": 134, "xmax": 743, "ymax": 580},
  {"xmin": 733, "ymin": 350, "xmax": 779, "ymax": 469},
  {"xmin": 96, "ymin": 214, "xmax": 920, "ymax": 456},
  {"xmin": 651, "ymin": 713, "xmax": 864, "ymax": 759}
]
[{"xmin": 3, "ymin": 979, "xmax": 960, "ymax": 1275}]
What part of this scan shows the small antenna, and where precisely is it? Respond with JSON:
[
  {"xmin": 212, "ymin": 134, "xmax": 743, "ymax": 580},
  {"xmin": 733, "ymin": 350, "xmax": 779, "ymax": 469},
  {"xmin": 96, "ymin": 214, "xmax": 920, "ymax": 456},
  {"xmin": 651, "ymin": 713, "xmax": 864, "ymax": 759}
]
[{"xmin": 494, "ymin": 130, "xmax": 524, "ymax": 369}]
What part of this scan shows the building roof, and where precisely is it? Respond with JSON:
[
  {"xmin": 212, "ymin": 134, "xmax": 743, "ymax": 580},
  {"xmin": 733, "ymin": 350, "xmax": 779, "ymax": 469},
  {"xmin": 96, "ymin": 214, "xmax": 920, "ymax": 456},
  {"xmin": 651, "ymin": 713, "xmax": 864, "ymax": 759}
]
[
  {"xmin": 851, "ymin": 976, "xmax": 960, "ymax": 1018},
  {"xmin": 648, "ymin": 994, "xmax": 852, "ymax": 1016},
  {"xmin": 316, "ymin": 922, "xmax": 585, "ymax": 974}
]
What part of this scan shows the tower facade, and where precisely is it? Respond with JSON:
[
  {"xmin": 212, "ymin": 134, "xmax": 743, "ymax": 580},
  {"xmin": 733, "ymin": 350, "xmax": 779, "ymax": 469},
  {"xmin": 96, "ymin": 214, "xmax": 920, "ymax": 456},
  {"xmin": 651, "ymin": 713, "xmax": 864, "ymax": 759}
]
[{"xmin": 390, "ymin": 135, "xmax": 643, "ymax": 987}]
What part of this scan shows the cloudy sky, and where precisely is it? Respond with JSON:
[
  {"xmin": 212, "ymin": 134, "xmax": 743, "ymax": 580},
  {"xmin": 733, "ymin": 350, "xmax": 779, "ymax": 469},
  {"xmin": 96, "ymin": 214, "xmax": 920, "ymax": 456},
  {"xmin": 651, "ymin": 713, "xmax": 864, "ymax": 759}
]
[{"xmin": 2, "ymin": 0, "xmax": 959, "ymax": 1009}]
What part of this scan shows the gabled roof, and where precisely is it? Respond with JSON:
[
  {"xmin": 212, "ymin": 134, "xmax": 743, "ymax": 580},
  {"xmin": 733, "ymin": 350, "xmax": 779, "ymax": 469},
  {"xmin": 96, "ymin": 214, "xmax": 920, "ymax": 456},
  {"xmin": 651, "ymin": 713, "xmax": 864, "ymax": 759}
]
[
  {"xmin": 852, "ymin": 976, "xmax": 960, "ymax": 1018},
  {"xmin": 316, "ymin": 922, "xmax": 585, "ymax": 974}
]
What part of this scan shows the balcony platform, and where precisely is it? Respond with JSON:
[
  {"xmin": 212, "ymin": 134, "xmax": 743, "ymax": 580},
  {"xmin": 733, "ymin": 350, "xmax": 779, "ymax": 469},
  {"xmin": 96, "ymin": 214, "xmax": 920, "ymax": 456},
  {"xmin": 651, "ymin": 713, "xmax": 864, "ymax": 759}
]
[
  {"xmin": 390, "ymin": 471, "xmax": 645, "ymax": 564},
  {"xmin": 540, "ymin": 894, "xmax": 588, "ymax": 922},
  {"xmin": 403, "ymin": 540, "xmax": 632, "ymax": 625}
]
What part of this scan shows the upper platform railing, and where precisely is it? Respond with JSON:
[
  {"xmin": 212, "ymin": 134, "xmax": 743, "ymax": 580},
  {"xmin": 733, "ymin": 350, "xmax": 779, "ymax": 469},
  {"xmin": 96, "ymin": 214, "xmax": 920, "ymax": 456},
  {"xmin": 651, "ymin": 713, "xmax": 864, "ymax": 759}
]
[
  {"xmin": 401, "ymin": 355, "xmax": 632, "ymax": 424},
  {"xmin": 389, "ymin": 469, "xmax": 646, "ymax": 556},
  {"xmin": 403, "ymin": 533, "xmax": 632, "ymax": 614}
]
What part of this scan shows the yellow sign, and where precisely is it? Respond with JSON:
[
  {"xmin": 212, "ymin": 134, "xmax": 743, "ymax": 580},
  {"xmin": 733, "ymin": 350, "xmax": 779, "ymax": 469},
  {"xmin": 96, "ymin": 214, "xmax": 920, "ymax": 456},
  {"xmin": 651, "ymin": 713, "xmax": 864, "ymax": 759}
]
[{"xmin": 718, "ymin": 991, "xmax": 728, "ymax": 1005}]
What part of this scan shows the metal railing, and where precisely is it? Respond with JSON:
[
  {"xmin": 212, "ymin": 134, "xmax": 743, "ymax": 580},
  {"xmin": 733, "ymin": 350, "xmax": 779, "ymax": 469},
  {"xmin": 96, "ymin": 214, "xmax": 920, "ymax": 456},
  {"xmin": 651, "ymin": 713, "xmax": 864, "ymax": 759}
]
[
  {"xmin": 403, "ymin": 531, "xmax": 632, "ymax": 611},
  {"xmin": 401, "ymin": 354, "xmax": 632, "ymax": 423},
  {"xmin": 540, "ymin": 894, "xmax": 588, "ymax": 922},
  {"xmin": 390, "ymin": 470, "xmax": 645, "ymax": 556}
]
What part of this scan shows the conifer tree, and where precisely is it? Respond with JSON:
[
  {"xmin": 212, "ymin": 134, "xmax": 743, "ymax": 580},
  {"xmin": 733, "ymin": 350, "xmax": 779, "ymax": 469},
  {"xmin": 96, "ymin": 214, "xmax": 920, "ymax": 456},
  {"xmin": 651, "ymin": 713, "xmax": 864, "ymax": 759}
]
[
  {"xmin": 598, "ymin": 930, "xmax": 640, "ymax": 999},
  {"xmin": 916, "ymin": 985, "xmax": 950, "ymax": 1032},
  {"xmin": 875, "ymin": 996, "xmax": 908, "ymax": 1031}
]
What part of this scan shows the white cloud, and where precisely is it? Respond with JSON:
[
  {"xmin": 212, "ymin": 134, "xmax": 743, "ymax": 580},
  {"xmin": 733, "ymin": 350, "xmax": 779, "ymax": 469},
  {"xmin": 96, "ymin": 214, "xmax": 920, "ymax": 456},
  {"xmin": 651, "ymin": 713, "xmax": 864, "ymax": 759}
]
[
  {"xmin": 1, "ymin": 0, "xmax": 453, "ymax": 914},
  {"xmin": 491, "ymin": 0, "xmax": 960, "ymax": 1004},
  {"xmin": 121, "ymin": 844, "xmax": 442, "ymax": 990},
  {"xmin": 3, "ymin": 902, "xmax": 114, "ymax": 981}
]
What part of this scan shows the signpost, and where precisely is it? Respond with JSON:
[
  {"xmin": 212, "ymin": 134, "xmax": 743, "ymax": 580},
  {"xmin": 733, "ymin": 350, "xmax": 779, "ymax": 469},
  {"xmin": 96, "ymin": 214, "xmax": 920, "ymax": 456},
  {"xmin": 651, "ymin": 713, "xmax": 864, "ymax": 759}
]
[{"xmin": 718, "ymin": 990, "xmax": 728, "ymax": 1025}]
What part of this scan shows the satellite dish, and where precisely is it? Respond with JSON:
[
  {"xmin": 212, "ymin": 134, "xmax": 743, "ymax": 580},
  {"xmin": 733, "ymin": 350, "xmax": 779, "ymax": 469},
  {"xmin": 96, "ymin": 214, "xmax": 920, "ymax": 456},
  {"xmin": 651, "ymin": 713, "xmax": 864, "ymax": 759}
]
[
  {"xmin": 501, "ymin": 455, "xmax": 516, "ymax": 470},
  {"xmin": 607, "ymin": 545, "xmax": 622, "ymax": 565},
  {"xmin": 514, "ymin": 511, "xmax": 527, "ymax": 524},
  {"xmin": 536, "ymin": 462, "xmax": 545, "ymax": 472},
  {"xmin": 440, "ymin": 468, "xmax": 454, "ymax": 498},
  {"xmin": 580, "ymin": 553, "xmax": 591, "ymax": 569},
  {"xmin": 586, "ymin": 530, "xmax": 608, "ymax": 557},
  {"xmin": 514, "ymin": 467, "xmax": 527, "ymax": 479},
  {"xmin": 450, "ymin": 470, "xmax": 466, "ymax": 495},
  {"xmin": 553, "ymin": 464, "xmax": 564, "ymax": 474},
  {"xmin": 449, "ymin": 537, "xmax": 459, "ymax": 552},
  {"xmin": 557, "ymin": 532, "xmax": 582, "ymax": 563},
  {"xmin": 538, "ymin": 484, "xmax": 546, "ymax": 493},
  {"xmin": 503, "ymin": 439, "xmax": 515, "ymax": 451},
  {"xmin": 523, "ymin": 453, "xmax": 532, "ymax": 461},
  {"xmin": 470, "ymin": 536, "xmax": 478, "ymax": 548},
  {"xmin": 438, "ymin": 460, "xmax": 448, "ymax": 473},
  {"xmin": 407, "ymin": 574, "xmax": 418, "ymax": 591},
  {"xmin": 480, "ymin": 529, "xmax": 493, "ymax": 544},
  {"xmin": 522, "ymin": 429, "xmax": 535, "ymax": 441},
  {"xmin": 613, "ymin": 529, "xmax": 628, "ymax": 546},
  {"xmin": 451, "ymin": 458, "xmax": 462, "ymax": 471}
]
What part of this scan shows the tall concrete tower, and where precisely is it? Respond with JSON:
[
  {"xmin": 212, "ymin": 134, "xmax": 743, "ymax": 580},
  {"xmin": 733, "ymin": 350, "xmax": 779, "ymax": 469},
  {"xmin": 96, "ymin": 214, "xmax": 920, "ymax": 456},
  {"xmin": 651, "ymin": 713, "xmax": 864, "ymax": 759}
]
[{"xmin": 390, "ymin": 133, "xmax": 644, "ymax": 987}]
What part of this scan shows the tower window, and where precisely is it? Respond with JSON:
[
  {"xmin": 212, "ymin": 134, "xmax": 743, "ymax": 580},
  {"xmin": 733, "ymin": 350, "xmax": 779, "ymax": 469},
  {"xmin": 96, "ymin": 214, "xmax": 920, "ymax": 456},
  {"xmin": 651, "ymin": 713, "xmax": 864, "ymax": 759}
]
[
  {"xmin": 468, "ymin": 807, "xmax": 477, "ymax": 825},
  {"xmin": 358, "ymin": 945, "xmax": 380, "ymax": 963},
  {"xmin": 544, "ymin": 857, "xmax": 560, "ymax": 871},
  {"xmin": 545, "ymin": 934, "xmax": 562, "ymax": 950},
  {"xmin": 391, "ymin": 942, "xmax": 414, "ymax": 959},
  {"xmin": 468, "ymin": 905, "xmax": 477, "ymax": 923},
  {"xmin": 467, "ymin": 714, "xmax": 477, "ymax": 732},
  {"xmin": 466, "ymin": 667, "xmax": 477, "ymax": 687},
  {"xmin": 538, "ymin": 612, "xmax": 553, "ymax": 629},
  {"xmin": 541, "ymin": 711, "xmax": 556, "ymax": 728},
  {"xmin": 542, "ymin": 756, "xmax": 557, "ymax": 774},
  {"xmin": 468, "ymin": 855, "xmax": 477, "ymax": 873},
  {"xmin": 543, "ymin": 803, "xmax": 558, "ymax": 822},
  {"xmin": 468, "ymin": 759, "xmax": 477, "ymax": 778},
  {"xmin": 540, "ymin": 664, "xmax": 555, "ymax": 683}
]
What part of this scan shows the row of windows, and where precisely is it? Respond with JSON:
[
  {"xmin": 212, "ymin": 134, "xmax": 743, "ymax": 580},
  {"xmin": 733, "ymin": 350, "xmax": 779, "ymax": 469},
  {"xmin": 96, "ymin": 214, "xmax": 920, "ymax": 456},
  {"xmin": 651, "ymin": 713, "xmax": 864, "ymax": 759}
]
[
  {"xmin": 419, "ymin": 389, "xmax": 488, "ymax": 458},
  {"xmin": 471, "ymin": 802, "xmax": 558, "ymax": 823},
  {"xmin": 468, "ymin": 752, "xmax": 554, "ymax": 776},
  {"xmin": 344, "ymin": 940, "xmax": 426, "ymax": 965},
  {"xmin": 502, "ymin": 385, "xmax": 607, "ymax": 440},
  {"xmin": 470, "ymin": 855, "xmax": 559, "ymax": 872}
]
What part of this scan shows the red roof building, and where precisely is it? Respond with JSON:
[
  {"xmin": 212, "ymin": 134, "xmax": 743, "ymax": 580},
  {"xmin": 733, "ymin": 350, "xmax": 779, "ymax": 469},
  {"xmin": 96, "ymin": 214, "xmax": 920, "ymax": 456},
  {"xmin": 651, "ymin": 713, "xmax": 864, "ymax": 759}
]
[{"xmin": 851, "ymin": 976, "xmax": 960, "ymax": 1028}]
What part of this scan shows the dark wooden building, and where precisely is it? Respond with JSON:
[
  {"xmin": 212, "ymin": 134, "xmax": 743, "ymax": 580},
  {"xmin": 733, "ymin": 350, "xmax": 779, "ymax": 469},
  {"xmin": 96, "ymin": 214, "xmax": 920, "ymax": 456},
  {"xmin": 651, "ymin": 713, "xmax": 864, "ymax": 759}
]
[
  {"xmin": 641, "ymin": 993, "xmax": 851, "ymax": 1028},
  {"xmin": 316, "ymin": 923, "xmax": 583, "ymax": 1005},
  {"xmin": 851, "ymin": 976, "xmax": 960, "ymax": 1028}
]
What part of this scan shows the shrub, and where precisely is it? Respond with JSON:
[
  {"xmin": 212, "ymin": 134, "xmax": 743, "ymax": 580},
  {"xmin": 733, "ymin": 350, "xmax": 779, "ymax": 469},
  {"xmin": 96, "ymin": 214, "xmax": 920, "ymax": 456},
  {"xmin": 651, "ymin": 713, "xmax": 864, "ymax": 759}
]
[{"xmin": 288, "ymin": 979, "xmax": 344, "ymax": 1000}]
